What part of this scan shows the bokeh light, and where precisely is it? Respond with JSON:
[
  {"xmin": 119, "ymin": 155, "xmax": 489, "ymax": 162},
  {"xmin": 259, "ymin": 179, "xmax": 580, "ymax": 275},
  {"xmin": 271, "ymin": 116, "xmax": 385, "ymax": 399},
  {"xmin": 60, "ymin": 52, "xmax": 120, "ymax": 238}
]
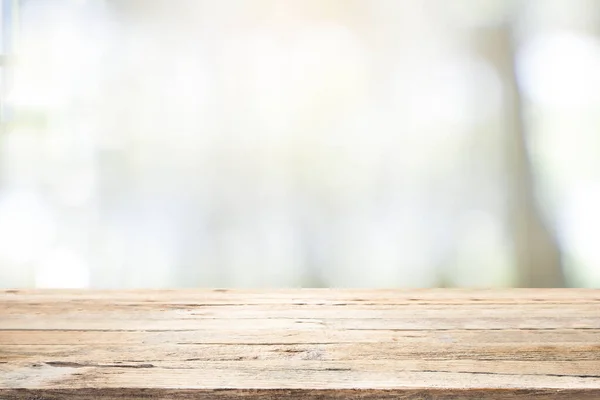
[{"xmin": 0, "ymin": 0, "xmax": 599, "ymax": 288}]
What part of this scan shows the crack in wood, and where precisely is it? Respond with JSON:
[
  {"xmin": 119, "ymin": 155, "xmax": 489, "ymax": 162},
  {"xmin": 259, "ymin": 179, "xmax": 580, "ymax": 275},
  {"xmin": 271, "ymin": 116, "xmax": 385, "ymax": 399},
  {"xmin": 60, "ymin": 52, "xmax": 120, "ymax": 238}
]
[{"xmin": 45, "ymin": 361, "xmax": 154, "ymax": 369}]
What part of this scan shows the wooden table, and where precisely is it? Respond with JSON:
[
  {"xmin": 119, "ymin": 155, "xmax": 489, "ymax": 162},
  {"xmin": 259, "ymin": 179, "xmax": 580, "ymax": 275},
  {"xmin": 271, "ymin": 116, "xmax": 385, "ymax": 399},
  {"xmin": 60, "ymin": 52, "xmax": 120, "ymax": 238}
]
[{"xmin": 1, "ymin": 289, "xmax": 599, "ymax": 399}]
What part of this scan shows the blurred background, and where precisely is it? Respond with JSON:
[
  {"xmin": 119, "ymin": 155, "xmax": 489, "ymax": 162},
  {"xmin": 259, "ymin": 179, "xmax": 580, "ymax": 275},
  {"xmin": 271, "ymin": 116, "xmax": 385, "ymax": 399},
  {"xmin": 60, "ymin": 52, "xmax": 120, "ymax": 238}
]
[{"xmin": 0, "ymin": 0, "xmax": 599, "ymax": 289}]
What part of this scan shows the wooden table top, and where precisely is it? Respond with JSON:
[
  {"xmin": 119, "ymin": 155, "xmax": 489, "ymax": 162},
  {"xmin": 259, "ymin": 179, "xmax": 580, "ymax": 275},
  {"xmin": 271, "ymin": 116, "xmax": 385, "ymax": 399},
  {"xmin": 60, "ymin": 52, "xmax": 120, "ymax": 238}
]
[{"xmin": 1, "ymin": 289, "xmax": 599, "ymax": 399}]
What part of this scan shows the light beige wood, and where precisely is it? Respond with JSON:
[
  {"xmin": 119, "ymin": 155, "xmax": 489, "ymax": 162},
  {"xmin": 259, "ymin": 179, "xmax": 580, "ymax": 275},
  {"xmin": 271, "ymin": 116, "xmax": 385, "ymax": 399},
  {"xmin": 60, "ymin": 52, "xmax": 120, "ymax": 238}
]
[{"xmin": 1, "ymin": 289, "xmax": 599, "ymax": 399}]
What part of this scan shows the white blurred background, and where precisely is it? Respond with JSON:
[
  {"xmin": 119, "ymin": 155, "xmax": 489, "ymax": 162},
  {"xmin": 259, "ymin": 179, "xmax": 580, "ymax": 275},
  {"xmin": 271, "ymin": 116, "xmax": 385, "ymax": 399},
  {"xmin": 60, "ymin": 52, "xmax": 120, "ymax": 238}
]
[{"xmin": 0, "ymin": 0, "xmax": 599, "ymax": 288}]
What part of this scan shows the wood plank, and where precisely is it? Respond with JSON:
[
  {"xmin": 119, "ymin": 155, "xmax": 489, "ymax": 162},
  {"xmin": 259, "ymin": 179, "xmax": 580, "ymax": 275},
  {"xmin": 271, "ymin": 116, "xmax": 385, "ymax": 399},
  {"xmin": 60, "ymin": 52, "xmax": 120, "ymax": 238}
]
[
  {"xmin": 1, "ymin": 289, "xmax": 599, "ymax": 399},
  {"xmin": 3, "ymin": 327, "xmax": 599, "ymax": 345},
  {"xmin": 2, "ymin": 288, "xmax": 599, "ymax": 302}
]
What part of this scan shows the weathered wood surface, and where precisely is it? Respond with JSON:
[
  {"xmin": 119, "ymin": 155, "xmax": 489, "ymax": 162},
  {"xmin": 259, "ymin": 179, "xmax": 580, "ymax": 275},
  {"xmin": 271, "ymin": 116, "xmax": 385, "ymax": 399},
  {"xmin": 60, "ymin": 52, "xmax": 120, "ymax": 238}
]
[{"xmin": 1, "ymin": 289, "xmax": 599, "ymax": 399}]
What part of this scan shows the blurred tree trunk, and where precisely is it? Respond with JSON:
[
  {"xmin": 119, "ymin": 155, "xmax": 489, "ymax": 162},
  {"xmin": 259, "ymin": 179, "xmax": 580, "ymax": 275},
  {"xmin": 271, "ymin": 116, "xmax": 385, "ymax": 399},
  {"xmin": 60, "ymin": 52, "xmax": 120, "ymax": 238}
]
[{"xmin": 476, "ymin": 23, "xmax": 565, "ymax": 287}]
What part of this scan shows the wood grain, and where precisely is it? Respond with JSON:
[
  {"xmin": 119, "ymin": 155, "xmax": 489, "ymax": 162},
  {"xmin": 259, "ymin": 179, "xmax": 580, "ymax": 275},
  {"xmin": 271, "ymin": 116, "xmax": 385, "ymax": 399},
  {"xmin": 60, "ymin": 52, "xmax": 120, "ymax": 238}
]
[{"xmin": 1, "ymin": 289, "xmax": 599, "ymax": 399}]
